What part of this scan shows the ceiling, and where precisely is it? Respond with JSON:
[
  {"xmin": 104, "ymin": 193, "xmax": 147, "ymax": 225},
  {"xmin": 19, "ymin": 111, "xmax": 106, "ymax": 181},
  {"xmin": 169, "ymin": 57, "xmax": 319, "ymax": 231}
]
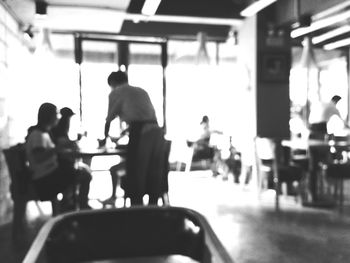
[
  {"xmin": 285, "ymin": 0, "xmax": 350, "ymax": 51},
  {"xmin": 4, "ymin": 0, "xmax": 246, "ymax": 41},
  {"xmin": 5, "ymin": 0, "xmax": 350, "ymax": 51}
]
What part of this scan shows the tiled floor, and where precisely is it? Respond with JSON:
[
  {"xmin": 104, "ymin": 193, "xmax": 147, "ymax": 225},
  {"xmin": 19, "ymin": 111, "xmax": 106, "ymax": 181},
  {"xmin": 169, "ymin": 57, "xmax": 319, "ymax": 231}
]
[{"xmin": 1, "ymin": 170, "xmax": 350, "ymax": 263}]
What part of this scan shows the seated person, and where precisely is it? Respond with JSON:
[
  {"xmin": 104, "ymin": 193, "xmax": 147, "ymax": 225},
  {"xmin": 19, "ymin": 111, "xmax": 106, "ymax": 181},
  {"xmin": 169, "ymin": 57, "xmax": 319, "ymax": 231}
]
[
  {"xmin": 26, "ymin": 103, "xmax": 91, "ymax": 210},
  {"xmin": 188, "ymin": 116, "xmax": 222, "ymax": 173},
  {"xmin": 51, "ymin": 107, "xmax": 92, "ymax": 173},
  {"xmin": 101, "ymin": 128, "xmax": 128, "ymax": 206},
  {"xmin": 191, "ymin": 115, "xmax": 214, "ymax": 161}
]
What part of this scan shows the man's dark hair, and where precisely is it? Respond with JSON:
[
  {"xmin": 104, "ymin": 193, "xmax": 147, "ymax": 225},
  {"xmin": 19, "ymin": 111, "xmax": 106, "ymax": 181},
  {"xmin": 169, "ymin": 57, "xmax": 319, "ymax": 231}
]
[
  {"xmin": 331, "ymin": 95, "xmax": 341, "ymax": 103},
  {"xmin": 38, "ymin": 103, "xmax": 57, "ymax": 125},
  {"xmin": 107, "ymin": 71, "xmax": 128, "ymax": 87}
]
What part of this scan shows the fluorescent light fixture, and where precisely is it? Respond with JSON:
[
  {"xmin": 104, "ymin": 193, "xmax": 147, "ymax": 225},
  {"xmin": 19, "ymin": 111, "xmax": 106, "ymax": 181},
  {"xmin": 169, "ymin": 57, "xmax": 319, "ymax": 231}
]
[
  {"xmin": 313, "ymin": 0, "xmax": 350, "ymax": 20},
  {"xmin": 125, "ymin": 13, "xmax": 242, "ymax": 26},
  {"xmin": 240, "ymin": 0, "xmax": 277, "ymax": 17},
  {"xmin": 291, "ymin": 9, "xmax": 350, "ymax": 38},
  {"xmin": 323, "ymin": 37, "xmax": 350, "ymax": 50},
  {"xmin": 141, "ymin": 0, "xmax": 162, "ymax": 16},
  {"xmin": 312, "ymin": 25, "xmax": 350, "ymax": 44},
  {"xmin": 41, "ymin": 6, "xmax": 125, "ymax": 33}
]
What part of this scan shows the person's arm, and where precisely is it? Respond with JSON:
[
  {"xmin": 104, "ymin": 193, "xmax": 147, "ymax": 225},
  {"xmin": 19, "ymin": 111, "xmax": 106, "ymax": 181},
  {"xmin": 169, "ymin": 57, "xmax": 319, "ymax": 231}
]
[
  {"xmin": 99, "ymin": 120, "xmax": 111, "ymax": 147},
  {"xmin": 102, "ymin": 90, "xmax": 121, "ymax": 145},
  {"xmin": 104, "ymin": 120, "xmax": 111, "ymax": 139}
]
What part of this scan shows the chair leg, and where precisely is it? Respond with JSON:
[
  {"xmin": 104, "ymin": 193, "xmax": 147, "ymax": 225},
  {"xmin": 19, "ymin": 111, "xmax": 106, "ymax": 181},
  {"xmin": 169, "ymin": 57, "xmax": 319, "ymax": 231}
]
[
  {"xmin": 51, "ymin": 198, "xmax": 60, "ymax": 216},
  {"xmin": 12, "ymin": 198, "xmax": 27, "ymax": 241},
  {"xmin": 161, "ymin": 192, "xmax": 170, "ymax": 206},
  {"xmin": 176, "ymin": 161, "xmax": 182, "ymax": 171},
  {"xmin": 34, "ymin": 201, "xmax": 44, "ymax": 216},
  {"xmin": 185, "ymin": 147, "xmax": 194, "ymax": 173},
  {"xmin": 339, "ymin": 179, "xmax": 344, "ymax": 213},
  {"xmin": 333, "ymin": 179, "xmax": 339, "ymax": 202},
  {"xmin": 275, "ymin": 180, "xmax": 280, "ymax": 211}
]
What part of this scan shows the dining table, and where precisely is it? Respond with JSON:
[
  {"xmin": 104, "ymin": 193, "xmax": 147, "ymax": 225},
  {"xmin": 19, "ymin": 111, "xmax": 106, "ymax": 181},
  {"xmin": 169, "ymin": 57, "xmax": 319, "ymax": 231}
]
[
  {"xmin": 58, "ymin": 145, "xmax": 127, "ymax": 159},
  {"xmin": 57, "ymin": 144, "xmax": 127, "ymax": 172}
]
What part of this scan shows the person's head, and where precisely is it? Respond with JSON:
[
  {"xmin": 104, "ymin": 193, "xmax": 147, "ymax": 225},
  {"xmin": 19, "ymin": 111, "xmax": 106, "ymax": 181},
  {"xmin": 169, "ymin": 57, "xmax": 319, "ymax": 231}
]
[
  {"xmin": 107, "ymin": 70, "xmax": 128, "ymax": 88},
  {"xmin": 60, "ymin": 107, "xmax": 75, "ymax": 119},
  {"xmin": 200, "ymin": 115, "xmax": 209, "ymax": 125},
  {"xmin": 331, "ymin": 95, "xmax": 341, "ymax": 104},
  {"xmin": 54, "ymin": 107, "xmax": 75, "ymax": 137},
  {"xmin": 37, "ymin": 102, "xmax": 58, "ymax": 131}
]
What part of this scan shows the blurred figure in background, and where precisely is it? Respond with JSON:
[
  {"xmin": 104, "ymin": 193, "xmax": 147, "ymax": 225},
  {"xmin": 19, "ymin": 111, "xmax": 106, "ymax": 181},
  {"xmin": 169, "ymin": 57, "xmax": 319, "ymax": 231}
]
[
  {"xmin": 51, "ymin": 107, "xmax": 79, "ymax": 150},
  {"xmin": 187, "ymin": 115, "xmax": 223, "ymax": 176},
  {"xmin": 51, "ymin": 106, "xmax": 92, "ymax": 181},
  {"xmin": 309, "ymin": 95, "xmax": 348, "ymax": 139}
]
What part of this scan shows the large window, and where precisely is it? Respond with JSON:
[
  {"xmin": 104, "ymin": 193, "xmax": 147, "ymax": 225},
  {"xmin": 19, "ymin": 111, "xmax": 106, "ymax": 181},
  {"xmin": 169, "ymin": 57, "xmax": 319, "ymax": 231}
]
[
  {"xmin": 166, "ymin": 40, "xmax": 252, "ymax": 150},
  {"xmin": 290, "ymin": 47, "xmax": 349, "ymax": 137}
]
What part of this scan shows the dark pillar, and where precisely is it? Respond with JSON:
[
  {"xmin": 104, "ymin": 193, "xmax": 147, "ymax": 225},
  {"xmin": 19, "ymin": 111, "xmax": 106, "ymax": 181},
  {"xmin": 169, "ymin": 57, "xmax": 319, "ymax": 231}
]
[
  {"xmin": 161, "ymin": 41, "xmax": 168, "ymax": 132},
  {"xmin": 74, "ymin": 34, "xmax": 83, "ymax": 123},
  {"xmin": 256, "ymin": 6, "xmax": 291, "ymax": 139}
]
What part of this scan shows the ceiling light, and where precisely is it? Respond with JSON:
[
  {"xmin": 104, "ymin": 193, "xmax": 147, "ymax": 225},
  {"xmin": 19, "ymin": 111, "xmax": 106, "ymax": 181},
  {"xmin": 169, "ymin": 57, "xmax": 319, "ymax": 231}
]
[
  {"xmin": 312, "ymin": 0, "xmax": 350, "ymax": 20},
  {"xmin": 125, "ymin": 13, "xmax": 242, "ymax": 26},
  {"xmin": 312, "ymin": 25, "xmax": 350, "ymax": 44},
  {"xmin": 141, "ymin": 0, "xmax": 162, "ymax": 16},
  {"xmin": 42, "ymin": 6, "xmax": 125, "ymax": 33},
  {"xmin": 291, "ymin": 9, "xmax": 350, "ymax": 38},
  {"xmin": 240, "ymin": 0, "xmax": 277, "ymax": 17},
  {"xmin": 323, "ymin": 37, "xmax": 350, "ymax": 50}
]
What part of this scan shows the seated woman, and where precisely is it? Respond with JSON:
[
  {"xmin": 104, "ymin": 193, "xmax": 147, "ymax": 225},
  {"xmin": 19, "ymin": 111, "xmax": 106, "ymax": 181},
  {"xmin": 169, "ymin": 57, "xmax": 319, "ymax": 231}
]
[
  {"xmin": 51, "ymin": 107, "xmax": 91, "ymax": 171},
  {"xmin": 26, "ymin": 103, "xmax": 91, "ymax": 210},
  {"xmin": 191, "ymin": 115, "xmax": 213, "ymax": 161},
  {"xmin": 188, "ymin": 116, "xmax": 222, "ymax": 174}
]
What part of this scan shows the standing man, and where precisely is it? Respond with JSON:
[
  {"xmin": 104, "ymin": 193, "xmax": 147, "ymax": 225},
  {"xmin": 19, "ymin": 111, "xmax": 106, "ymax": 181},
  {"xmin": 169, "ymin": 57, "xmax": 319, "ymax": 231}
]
[
  {"xmin": 102, "ymin": 70, "xmax": 161, "ymax": 205},
  {"xmin": 308, "ymin": 95, "xmax": 347, "ymax": 139}
]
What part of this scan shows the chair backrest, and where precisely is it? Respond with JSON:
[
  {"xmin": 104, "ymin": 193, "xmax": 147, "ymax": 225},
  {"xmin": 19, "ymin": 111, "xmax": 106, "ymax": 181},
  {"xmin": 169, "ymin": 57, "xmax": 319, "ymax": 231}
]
[
  {"xmin": 24, "ymin": 207, "xmax": 234, "ymax": 263},
  {"xmin": 255, "ymin": 137, "xmax": 275, "ymax": 161},
  {"xmin": 3, "ymin": 143, "xmax": 33, "ymax": 199},
  {"xmin": 161, "ymin": 140, "xmax": 172, "ymax": 194},
  {"xmin": 255, "ymin": 137, "xmax": 290, "ymax": 166}
]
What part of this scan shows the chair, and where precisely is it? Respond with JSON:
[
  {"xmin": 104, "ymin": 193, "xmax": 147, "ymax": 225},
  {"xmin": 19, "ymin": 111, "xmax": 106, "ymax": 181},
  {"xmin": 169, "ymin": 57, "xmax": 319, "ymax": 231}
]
[
  {"xmin": 255, "ymin": 137, "xmax": 304, "ymax": 210},
  {"xmin": 3, "ymin": 144, "xmax": 59, "ymax": 239},
  {"xmin": 24, "ymin": 207, "xmax": 234, "ymax": 263},
  {"xmin": 310, "ymin": 144, "xmax": 350, "ymax": 211},
  {"xmin": 159, "ymin": 139, "xmax": 172, "ymax": 205},
  {"xmin": 185, "ymin": 141, "xmax": 216, "ymax": 173}
]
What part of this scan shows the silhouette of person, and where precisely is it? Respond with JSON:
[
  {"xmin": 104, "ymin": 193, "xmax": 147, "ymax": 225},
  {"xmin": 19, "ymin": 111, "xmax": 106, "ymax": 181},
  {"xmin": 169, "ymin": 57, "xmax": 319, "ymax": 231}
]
[
  {"xmin": 309, "ymin": 95, "xmax": 347, "ymax": 139},
  {"xmin": 102, "ymin": 70, "xmax": 163, "ymax": 206},
  {"xmin": 26, "ymin": 103, "xmax": 91, "ymax": 210}
]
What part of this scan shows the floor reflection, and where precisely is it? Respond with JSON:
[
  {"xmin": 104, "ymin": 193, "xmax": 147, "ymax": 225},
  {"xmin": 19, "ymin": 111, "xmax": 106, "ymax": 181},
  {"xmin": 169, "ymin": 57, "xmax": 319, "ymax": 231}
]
[{"xmin": 1, "ymin": 170, "xmax": 350, "ymax": 263}]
